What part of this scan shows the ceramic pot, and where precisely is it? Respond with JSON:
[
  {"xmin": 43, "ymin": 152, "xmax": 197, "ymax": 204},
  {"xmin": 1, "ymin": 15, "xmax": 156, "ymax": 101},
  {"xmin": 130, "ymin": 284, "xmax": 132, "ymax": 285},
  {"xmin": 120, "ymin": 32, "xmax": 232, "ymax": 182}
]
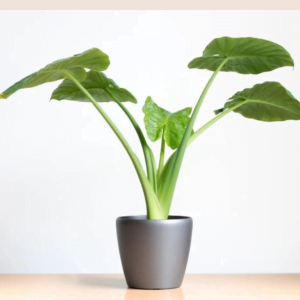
[{"xmin": 116, "ymin": 215, "xmax": 193, "ymax": 290}]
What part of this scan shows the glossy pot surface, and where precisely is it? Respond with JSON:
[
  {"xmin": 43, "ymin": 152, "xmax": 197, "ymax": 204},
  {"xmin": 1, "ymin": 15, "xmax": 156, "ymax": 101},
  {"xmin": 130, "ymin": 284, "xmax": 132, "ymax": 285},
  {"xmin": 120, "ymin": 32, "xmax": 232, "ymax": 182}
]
[{"xmin": 116, "ymin": 215, "xmax": 193, "ymax": 290}]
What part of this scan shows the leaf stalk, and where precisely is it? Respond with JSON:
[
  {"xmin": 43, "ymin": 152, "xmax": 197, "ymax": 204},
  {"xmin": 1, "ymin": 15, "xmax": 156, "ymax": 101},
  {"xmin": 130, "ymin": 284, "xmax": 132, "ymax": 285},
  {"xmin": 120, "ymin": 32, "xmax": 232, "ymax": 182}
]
[
  {"xmin": 188, "ymin": 101, "xmax": 246, "ymax": 146},
  {"xmin": 158, "ymin": 58, "xmax": 228, "ymax": 215},
  {"xmin": 104, "ymin": 89, "xmax": 157, "ymax": 192},
  {"xmin": 64, "ymin": 71, "xmax": 164, "ymax": 219},
  {"xmin": 157, "ymin": 131, "xmax": 165, "ymax": 181}
]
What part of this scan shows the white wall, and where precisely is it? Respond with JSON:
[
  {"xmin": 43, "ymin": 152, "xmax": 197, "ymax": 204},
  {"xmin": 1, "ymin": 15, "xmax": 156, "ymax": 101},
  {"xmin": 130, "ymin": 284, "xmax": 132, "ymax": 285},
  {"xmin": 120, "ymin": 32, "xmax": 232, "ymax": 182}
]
[{"xmin": 0, "ymin": 10, "xmax": 300, "ymax": 274}]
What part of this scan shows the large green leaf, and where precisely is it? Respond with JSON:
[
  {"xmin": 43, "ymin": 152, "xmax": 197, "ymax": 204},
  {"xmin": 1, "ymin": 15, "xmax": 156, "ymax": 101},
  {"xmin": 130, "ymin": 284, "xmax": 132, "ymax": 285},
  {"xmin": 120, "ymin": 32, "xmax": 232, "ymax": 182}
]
[
  {"xmin": 188, "ymin": 37, "xmax": 294, "ymax": 74},
  {"xmin": 51, "ymin": 70, "xmax": 136, "ymax": 103},
  {"xmin": 142, "ymin": 97, "xmax": 192, "ymax": 150},
  {"xmin": 0, "ymin": 48, "xmax": 110, "ymax": 99},
  {"xmin": 215, "ymin": 82, "xmax": 300, "ymax": 121}
]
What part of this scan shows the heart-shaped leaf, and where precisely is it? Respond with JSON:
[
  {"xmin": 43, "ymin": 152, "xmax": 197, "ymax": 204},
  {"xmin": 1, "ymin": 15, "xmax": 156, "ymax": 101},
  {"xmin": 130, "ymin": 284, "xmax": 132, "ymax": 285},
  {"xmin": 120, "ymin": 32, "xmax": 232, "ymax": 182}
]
[
  {"xmin": 1, "ymin": 48, "xmax": 110, "ymax": 99},
  {"xmin": 188, "ymin": 37, "xmax": 294, "ymax": 74},
  {"xmin": 51, "ymin": 71, "xmax": 136, "ymax": 103},
  {"xmin": 215, "ymin": 82, "xmax": 300, "ymax": 121},
  {"xmin": 142, "ymin": 97, "xmax": 192, "ymax": 149}
]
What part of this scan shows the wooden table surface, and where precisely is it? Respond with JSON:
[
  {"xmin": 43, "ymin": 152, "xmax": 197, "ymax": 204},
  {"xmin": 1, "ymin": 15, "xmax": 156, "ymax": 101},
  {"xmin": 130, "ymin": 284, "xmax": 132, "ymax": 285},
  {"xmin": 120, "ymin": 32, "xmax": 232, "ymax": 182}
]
[{"xmin": 0, "ymin": 274, "xmax": 299, "ymax": 300}]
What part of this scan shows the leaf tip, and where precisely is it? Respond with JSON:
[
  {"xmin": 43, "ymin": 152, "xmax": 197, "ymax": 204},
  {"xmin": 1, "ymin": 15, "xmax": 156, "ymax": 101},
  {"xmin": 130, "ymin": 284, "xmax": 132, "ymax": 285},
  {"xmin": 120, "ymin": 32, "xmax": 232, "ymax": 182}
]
[
  {"xmin": 214, "ymin": 108, "xmax": 224, "ymax": 115},
  {"xmin": 49, "ymin": 95, "xmax": 60, "ymax": 102},
  {"xmin": 187, "ymin": 60, "xmax": 194, "ymax": 69}
]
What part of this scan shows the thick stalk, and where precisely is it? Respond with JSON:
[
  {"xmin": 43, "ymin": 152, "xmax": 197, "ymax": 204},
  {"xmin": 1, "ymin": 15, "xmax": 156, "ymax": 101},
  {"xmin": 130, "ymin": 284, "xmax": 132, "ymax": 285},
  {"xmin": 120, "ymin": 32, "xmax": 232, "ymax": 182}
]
[
  {"xmin": 188, "ymin": 101, "xmax": 247, "ymax": 146},
  {"xmin": 157, "ymin": 132, "xmax": 165, "ymax": 181},
  {"xmin": 64, "ymin": 71, "xmax": 164, "ymax": 219},
  {"xmin": 158, "ymin": 59, "xmax": 228, "ymax": 215},
  {"xmin": 104, "ymin": 89, "xmax": 157, "ymax": 191},
  {"xmin": 149, "ymin": 149, "xmax": 158, "ymax": 193},
  {"xmin": 158, "ymin": 101, "xmax": 246, "ymax": 216}
]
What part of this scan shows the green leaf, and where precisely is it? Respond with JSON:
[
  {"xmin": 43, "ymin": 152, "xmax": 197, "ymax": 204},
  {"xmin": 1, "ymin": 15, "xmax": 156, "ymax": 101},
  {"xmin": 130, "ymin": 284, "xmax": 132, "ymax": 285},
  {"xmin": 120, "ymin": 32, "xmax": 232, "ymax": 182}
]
[
  {"xmin": 188, "ymin": 37, "xmax": 294, "ymax": 74},
  {"xmin": 1, "ymin": 48, "xmax": 110, "ymax": 99},
  {"xmin": 215, "ymin": 82, "xmax": 300, "ymax": 121},
  {"xmin": 142, "ymin": 97, "xmax": 192, "ymax": 150},
  {"xmin": 51, "ymin": 71, "xmax": 137, "ymax": 103}
]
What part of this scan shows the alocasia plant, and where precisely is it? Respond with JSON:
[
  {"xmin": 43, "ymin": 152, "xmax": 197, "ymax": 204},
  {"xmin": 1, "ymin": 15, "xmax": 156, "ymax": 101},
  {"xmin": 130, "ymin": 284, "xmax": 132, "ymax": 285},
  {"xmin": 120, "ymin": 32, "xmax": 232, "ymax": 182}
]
[{"xmin": 1, "ymin": 37, "xmax": 300, "ymax": 220}]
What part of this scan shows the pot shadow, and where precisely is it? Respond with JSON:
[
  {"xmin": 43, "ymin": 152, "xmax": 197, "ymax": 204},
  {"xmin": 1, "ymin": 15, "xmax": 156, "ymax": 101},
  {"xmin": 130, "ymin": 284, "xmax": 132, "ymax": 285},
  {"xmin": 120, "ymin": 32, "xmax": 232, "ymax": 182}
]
[
  {"xmin": 78, "ymin": 275, "xmax": 185, "ymax": 298},
  {"xmin": 78, "ymin": 275, "xmax": 127, "ymax": 289},
  {"xmin": 124, "ymin": 287, "xmax": 185, "ymax": 300}
]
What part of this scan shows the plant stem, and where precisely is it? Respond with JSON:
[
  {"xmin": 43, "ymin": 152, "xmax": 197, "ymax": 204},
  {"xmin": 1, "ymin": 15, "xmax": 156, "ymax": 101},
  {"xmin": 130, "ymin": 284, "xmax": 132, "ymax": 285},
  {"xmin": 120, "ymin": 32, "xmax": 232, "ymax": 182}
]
[
  {"xmin": 158, "ymin": 59, "xmax": 228, "ymax": 216},
  {"xmin": 188, "ymin": 101, "xmax": 246, "ymax": 146},
  {"xmin": 157, "ymin": 131, "xmax": 165, "ymax": 181},
  {"xmin": 64, "ymin": 71, "xmax": 164, "ymax": 219},
  {"xmin": 104, "ymin": 89, "xmax": 157, "ymax": 191},
  {"xmin": 157, "ymin": 101, "xmax": 246, "ymax": 215},
  {"xmin": 175, "ymin": 59, "xmax": 229, "ymax": 163}
]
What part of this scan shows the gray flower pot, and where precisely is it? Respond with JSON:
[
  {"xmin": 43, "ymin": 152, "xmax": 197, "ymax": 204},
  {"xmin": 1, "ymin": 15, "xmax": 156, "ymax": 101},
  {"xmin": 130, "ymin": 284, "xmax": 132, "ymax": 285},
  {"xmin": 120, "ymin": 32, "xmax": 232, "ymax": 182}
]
[{"xmin": 116, "ymin": 215, "xmax": 193, "ymax": 290}]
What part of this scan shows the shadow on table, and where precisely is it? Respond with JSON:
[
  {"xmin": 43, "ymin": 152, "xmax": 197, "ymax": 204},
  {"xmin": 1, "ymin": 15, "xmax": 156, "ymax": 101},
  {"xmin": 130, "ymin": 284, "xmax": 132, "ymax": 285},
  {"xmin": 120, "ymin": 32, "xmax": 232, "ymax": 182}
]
[
  {"xmin": 78, "ymin": 275, "xmax": 185, "ymax": 298},
  {"xmin": 124, "ymin": 287, "xmax": 185, "ymax": 300},
  {"xmin": 78, "ymin": 275, "xmax": 127, "ymax": 289}
]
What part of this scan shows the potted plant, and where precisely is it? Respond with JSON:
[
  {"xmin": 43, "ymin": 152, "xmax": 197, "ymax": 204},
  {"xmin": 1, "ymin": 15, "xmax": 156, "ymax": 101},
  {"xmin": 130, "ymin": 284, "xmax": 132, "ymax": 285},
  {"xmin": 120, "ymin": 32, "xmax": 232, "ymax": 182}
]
[{"xmin": 1, "ymin": 37, "xmax": 299, "ymax": 290}]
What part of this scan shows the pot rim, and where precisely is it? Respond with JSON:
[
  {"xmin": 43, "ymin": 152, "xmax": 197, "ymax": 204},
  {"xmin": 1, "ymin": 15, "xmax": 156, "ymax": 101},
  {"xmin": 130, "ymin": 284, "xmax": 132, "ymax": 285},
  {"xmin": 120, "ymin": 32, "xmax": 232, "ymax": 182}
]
[{"xmin": 117, "ymin": 215, "xmax": 192, "ymax": 222}]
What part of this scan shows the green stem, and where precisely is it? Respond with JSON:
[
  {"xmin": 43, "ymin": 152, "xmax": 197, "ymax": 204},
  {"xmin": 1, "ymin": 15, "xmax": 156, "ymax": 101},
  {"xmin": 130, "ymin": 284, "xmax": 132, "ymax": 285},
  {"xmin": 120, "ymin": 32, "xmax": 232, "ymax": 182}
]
[
  {"xmin": 188, "ymin": 101, "xmax": 246, "ymax": 146},
  {"xmin": 175, "ymin": 59, "xmax": 229, "ymax": 163},
  {"xmin": 104, "ymin": 89, "xmax": 157, "ymax": 191},
  {"xmin": 158, "ymin": 101, "xmax": 246, "ymax": 217},
  {"xmin": 158, "ymin": 59, "xmax": 228, "ymax": 215},
  {"xmin": 157, "ymin": 132, "xmax": 165, "ymax": 181},
  {"xmin": 64, "ymin": 71, "xmax": 164, "ymax": 219},
  {"xmin": 149, "ymin": 149, "xmax": 158, "ymax": 194}
]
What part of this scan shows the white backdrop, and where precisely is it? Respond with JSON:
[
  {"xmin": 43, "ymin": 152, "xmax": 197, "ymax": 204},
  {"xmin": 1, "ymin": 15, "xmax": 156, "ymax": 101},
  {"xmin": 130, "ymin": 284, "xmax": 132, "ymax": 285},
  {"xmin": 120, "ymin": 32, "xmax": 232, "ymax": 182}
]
[{"xmin": 0, "ymin": 10, "xmax": 300, "ymax": 274}]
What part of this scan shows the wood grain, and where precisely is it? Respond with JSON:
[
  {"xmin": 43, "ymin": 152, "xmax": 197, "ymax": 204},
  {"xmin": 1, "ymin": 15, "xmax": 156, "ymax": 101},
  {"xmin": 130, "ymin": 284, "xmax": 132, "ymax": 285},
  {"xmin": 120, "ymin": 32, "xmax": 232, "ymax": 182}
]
[{"xmin": 0, "ymin": 274, "xmax": 299, "ymax": 300}]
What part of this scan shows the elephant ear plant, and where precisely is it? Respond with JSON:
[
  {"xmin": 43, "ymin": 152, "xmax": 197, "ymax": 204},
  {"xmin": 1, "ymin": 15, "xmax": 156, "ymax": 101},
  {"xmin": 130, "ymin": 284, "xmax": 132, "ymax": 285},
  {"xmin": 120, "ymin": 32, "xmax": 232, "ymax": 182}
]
[{"xmin": 1, "ymin": 37, "xmax": 300, "ymax": 220}]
